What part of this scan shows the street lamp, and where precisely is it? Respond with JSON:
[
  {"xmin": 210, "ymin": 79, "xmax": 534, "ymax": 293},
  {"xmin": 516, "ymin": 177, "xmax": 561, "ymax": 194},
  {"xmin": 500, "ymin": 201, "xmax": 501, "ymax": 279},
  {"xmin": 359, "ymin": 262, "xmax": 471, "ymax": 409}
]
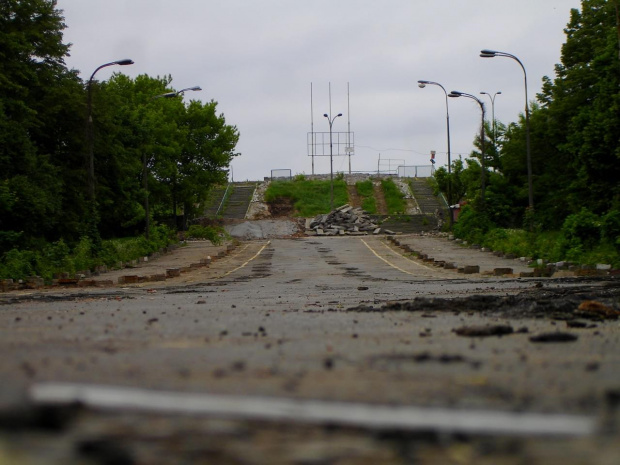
[
  {"xmin": 144, "ymin": 86, "xmax": 202, "ymax": 239},
  {"xmin": 324, "ymin": 112, "xmax": 342, "ymax": 212},
  {"xmin": 86, "ymin": 59, "xmax": 134, "ymax": 202},
  {"xmin": 418, "ymin": 80, "xmax": 453, "ymax": 226},
  {"xmin": 480, "ymin": 91, "xmax": 501, "ymax": 147},
  {"xmin": 152, "ymin": 86, "xmax": 202, "ymax": 99},
  {"xmin": 449, "ymin": 90, "xmax": 486, "ymax": 207},
  {"xmin": 480, "ymin": 49, "xmax": 533, "ymax": 210}
]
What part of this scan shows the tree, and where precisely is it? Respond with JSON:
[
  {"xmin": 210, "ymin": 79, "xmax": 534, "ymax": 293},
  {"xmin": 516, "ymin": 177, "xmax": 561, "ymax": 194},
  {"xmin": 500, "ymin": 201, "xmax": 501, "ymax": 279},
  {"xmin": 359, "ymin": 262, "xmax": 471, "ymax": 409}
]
[
  {"xmin": 0, "ymin": 0, "xmax": 84, "ymax": 252},
  {"xmin": 94, "ymin": 75, "xmax": 240, "ymax": 235},
  {"xmin": 92, "ymin": 74, "xmax": 176, "ymax": 237},
  {"xmin": 537, "ymin": 0, "xmax": 620, "ymax": 217},
  {"xmin": 174, "ymin": 100, "xmax": 240, "ymax": 228},
  {"xmin": 434, "ymin": 158, "xmax": 466, "ymax": 206}
]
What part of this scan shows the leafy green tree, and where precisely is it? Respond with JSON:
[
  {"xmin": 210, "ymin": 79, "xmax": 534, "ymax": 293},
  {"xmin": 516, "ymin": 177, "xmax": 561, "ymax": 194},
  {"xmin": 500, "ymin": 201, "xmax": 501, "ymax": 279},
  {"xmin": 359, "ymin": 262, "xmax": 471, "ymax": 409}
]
[
  {"xmin": 0, "ymin": 0, "xmax": 84, "ymax": 252},
  {"xmin": 174, "ymin": 100, "xmax": 239, "ymax": 228},
  {"xmin": 536, "ymin": 0, "xmax": 620, "ymax": 217},
  {"xmin": 434, "ymin": 157, "xmax": 467, "ymax": 206},
  {"xmin": 93, "ymin": 74, "xmax": 239, "ymax": 234},
  {"xmin": 91, "ymin": 74, "xmax": 177, "ymax": 237}
]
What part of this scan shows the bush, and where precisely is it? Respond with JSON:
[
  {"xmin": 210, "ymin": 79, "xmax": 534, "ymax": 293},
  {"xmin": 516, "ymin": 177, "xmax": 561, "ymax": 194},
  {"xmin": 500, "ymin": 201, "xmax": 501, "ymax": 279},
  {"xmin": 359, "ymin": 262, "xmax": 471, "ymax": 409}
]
[
  {"xmin": 558, "ymin": 208, "xmax": 602, "ymax": 259},
  {"xmin": 482, "ymin": 228, "xmax": 538, "ymax": 258},
  {"xmin": 0, "ymin": 223, "xmax": 179, "ymax": 281},
  {"xmin": 0, "ymin": 249, "xmax": 36, "ymax": 280},
  {"xmin": 453, "ymin": 205, "xmax": 493, "ymax": 245},
  {"xmin": 187, "ymin": 225, "xmax": 227, "ymax": 245},
  {"xmin": 601, "ymin": 210, "xmax": 620, "ymax": 249},
  {"xmin": 72, "ymin": 236, "xmax": 96, "ymax": 272}
]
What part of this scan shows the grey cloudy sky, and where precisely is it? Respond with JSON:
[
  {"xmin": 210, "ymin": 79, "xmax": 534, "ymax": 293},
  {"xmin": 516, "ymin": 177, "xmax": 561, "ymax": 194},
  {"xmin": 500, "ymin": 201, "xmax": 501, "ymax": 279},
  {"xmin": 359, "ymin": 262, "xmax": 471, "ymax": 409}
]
[{"xmin": 56, "ymin": 0, "xmax": 582, "ymax": 181}]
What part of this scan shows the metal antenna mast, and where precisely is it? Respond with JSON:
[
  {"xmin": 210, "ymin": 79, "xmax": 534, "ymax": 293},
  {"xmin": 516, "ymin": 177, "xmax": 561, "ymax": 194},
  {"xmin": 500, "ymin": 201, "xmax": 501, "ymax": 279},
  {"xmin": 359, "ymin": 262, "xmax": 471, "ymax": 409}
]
[
  {"xmin": 347, "ymin": 82, "xmax": 351, "ymax": 174},
  {"xmin": 310, "ymin": 82, "xmax": 314, "ymax": 175}
]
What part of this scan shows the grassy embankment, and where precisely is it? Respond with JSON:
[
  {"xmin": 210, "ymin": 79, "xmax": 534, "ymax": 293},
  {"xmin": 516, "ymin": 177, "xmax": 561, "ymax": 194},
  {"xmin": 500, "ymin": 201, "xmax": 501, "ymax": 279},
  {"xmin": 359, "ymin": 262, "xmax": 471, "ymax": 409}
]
[
  {"xmin": 354, "ymin": 180, "xmax": 376, "ymax": 213},
  {"xmin": 265, "ymin": 176, "xmax": 408, "ymax": 217},
  {"xmin": 265, "ymin": 177, "xmax": 348, "ymax": 217}
]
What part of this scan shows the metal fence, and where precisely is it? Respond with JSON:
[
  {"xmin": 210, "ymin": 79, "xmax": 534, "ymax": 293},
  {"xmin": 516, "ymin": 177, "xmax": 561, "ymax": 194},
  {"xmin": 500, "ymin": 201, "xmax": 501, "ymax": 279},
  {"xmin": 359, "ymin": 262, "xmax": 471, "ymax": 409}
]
[
  {"xmin": 271, "ymin": 169, "xmax": 292, "ymax": 181},
  {"xmin": 397, "ymin": 165, "xmax": 434, "ymax": 178}
]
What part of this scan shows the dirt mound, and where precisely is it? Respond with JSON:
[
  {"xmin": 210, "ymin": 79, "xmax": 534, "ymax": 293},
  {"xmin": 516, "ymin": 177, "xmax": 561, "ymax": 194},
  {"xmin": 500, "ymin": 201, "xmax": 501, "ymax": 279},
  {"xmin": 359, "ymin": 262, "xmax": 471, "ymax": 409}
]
[{"xmin": 268, "ymin": 198, "xmax": 295, "ymax": 217}]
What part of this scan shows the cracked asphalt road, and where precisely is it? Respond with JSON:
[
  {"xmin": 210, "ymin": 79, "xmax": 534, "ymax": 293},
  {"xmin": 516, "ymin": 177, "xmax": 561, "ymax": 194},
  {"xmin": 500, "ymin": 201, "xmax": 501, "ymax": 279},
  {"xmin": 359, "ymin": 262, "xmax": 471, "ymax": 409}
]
[{"xmin": 1, "ymin": 235, "xmax": 619, "ymax": 464}]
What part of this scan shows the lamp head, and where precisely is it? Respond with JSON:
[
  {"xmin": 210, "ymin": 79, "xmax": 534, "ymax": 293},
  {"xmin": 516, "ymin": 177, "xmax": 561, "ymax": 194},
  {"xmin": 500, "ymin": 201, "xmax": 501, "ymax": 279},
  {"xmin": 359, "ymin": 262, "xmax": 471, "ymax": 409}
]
[
  {"xmin": 480, "ymin": 49, "xmax": 497, "ymax": 58},
  {"xmin": 115, "ymin": 59, "xmax": 134, "ymax": 66},
  {"xmin": 448, "ymin": 91, "xmax": 462, "ymax": 98},
  {"xmin": 337, "ymin": 113, "xmax": 343, "ymax": 117},
  {"xmin": 497, "ymin": 91, "xmax": 502, "ymax": 94},
  {"xmin": 323, "ymin": 113, "xmax": 329, "ymax": 118},
  {"xmin": 189, "ymin": 86, "xmax": 202, "ymax": 91},
  {"xmin": 418, "ymin": 83, "xmax": 426, "ymax": 88}
]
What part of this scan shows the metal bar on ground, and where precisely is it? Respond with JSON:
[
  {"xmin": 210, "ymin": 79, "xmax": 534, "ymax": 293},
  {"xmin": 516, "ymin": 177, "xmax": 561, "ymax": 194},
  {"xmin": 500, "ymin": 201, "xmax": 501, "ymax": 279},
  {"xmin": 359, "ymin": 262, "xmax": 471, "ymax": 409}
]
[{"xmin": 29, "ymin": 383, "xmax": 596, "ymax": 437}]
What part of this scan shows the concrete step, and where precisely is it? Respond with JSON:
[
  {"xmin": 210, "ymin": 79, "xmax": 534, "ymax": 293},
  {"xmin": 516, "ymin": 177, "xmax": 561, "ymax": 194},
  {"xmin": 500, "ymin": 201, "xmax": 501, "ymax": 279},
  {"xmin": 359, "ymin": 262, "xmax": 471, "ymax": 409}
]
[
  {"xmin": 203, "ymin": 186, "xmax": 228, "ymax": 217},
  {"xmin": 409, "ymin": 178, "xmax": 446, "ymax": 215},
  {"xmin": 222, "ymin": 184, "xmax": 256, "ymax": 219}
]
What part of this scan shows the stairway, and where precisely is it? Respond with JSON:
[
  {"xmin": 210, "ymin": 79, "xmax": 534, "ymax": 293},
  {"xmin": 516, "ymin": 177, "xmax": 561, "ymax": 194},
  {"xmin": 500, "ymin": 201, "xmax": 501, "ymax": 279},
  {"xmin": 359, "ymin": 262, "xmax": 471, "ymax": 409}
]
[
  {"xmin": 221, "ymin": 183, "xmax": 256, "ymax": 219},
  {"xmin": 409, "ymin": 178, "xmax": 446, "ymax": 215},
  {"xmin": 202, "ymin": 185, "xmax": 229, "ymax": 217},
  {"xmin": 366, "ymin": 177, "xmax": 447, "ymax": 234}
]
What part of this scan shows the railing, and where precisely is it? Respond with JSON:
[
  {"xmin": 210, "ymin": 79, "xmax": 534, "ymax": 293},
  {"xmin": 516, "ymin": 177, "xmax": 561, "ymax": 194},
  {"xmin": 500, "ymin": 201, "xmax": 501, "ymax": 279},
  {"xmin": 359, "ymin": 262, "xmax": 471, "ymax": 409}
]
[{"xmin": 215, "ymin": 183, "xmax": 232, "ymax": 217}]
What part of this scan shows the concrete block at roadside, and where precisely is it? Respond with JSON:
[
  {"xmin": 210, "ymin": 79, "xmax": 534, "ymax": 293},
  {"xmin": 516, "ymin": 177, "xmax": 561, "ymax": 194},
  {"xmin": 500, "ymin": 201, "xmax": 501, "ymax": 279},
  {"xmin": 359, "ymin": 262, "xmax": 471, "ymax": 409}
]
[{"xmin": 166, "ymin": 268, "xmax": 181, "ymax": 278}]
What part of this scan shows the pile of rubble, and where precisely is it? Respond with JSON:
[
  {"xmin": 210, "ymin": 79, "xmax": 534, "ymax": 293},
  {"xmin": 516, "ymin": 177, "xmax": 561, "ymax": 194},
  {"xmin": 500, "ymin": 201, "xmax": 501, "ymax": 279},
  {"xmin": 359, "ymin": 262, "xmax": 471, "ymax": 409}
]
[{"xmin": 306, "ymin": 204, "xmax": 394, "ymax": 236}]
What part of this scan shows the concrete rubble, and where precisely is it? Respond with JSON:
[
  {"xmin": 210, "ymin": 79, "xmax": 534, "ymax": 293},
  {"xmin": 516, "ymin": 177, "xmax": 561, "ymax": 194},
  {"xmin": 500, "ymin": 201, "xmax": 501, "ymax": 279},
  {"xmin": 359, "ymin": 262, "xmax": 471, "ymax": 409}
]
[{"xmin": 305, "ymin": 204, "xmax": 394, "ymax": 236}]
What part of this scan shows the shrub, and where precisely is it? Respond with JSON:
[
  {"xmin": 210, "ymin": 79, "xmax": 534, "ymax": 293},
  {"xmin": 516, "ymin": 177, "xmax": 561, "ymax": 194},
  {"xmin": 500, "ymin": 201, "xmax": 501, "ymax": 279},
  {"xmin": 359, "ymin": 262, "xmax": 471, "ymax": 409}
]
[
  {"xmin": 601, "ymin": 210, "xmax": 620, "ymax": 249},
  {"xmin": 558, "ymin": 208, "xmax": 601, "ymax": 257},
  {"xmin": 0, "ymin": 249, "xmax": 36, "ymax": 280},
  {"xmin": 453, "ymin": 205, "xmax": 493, "ymax": 245},
  {"xmin": 72, "ymin": 236, "xmax": 96, "ymax": 271},
  {"xmin": 187, "ymin": 225, "xmax": 227, "ymax": 245}
]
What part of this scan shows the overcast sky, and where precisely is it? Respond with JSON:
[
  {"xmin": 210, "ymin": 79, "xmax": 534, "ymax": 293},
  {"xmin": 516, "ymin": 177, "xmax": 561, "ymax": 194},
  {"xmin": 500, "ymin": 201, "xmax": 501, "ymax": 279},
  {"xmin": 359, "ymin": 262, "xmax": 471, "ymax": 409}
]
[{"xmin": 56, "ymin": 0, "xmax": 582, "ymax": 181}]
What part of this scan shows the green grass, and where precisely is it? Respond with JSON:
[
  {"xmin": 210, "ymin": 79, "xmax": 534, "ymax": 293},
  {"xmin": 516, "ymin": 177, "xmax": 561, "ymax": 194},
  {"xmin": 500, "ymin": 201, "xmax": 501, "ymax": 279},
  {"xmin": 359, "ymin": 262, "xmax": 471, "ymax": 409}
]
[
  {"xmin": 265, "ymin": 178, "xmax": 348, "ymax": 216},
  {"xmin": 381, "ymin": 178, "xmax": 407, "ymax": 214},
  {"xmin": 355, "ymin": 180, "xmax": 377, "ymax": 213}
]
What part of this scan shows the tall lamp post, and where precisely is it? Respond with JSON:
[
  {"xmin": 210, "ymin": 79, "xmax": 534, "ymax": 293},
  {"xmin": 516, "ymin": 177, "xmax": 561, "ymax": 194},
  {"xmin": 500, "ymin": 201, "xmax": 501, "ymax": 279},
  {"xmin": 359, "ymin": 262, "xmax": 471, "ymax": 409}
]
[
  {"xmin": 152, "ymin": 86, "xmax": 202, "ymax": 99},
  {"xmin": 86, "ymin": 59, "xmax": 134, "ymax": 202},
  {"xmin": 144, "ymin": 86, "xmax": 202, "ymax": 239},
  {"xmin": 418, "ymin": 80, "xmax": 453, "ymax": 226},
  {"xmin": 449, "ymin": 91, "xmax": 486, "ymax": 207},
  {"xmin": 480, "ymin": 91, "xmax": 501, "ymax": 147},
  {"xmin": 324, "ymin": 112, "xmax": 342, "ymax": 212},
  {"xmin": 480, "ymin": 49, "xmax": 533, "ymax": 210}
]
